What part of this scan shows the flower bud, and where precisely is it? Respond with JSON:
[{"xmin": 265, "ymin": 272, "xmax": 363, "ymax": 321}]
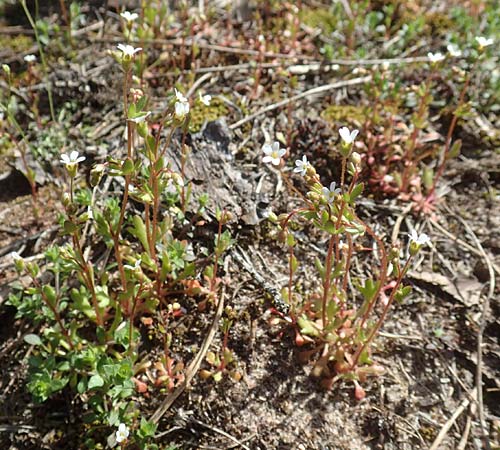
[
  {"xmin": 389, "ymin": 246, "xmax": 400, "ymax": 261},
  {"xmin": 66, "ymin": 163, "xmax": 77, "ymax": 178},
  {"xmin": 409, "ymin": 241, "xmax": 420, "ymax": 256},
  {"xmin": 90, "ymin": 164, "xmax": 105, "ymax": 187},
  {"xmin": 11, "ymin": 252, "xmax": 25, "ymax": 271},
  {"xmin": 137, "ymin": 121, "xmax": 148, "ymax": 137},
  {"xmin": 339, "ymin": 142, "xmax": 351, "ymax": 158},
  {"xmin": 350, "ymin": 152, "xmax": 361, "ymax": 166},
  {"xmin": 62, "ymin": 192, "xmax": 72, "ymax": 207},
  {"xmin": 306, "ymin": 191, "xmax": 321, "ymax": 203}
]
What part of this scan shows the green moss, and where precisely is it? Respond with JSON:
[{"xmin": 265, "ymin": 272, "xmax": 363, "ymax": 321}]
[
  {"xmin": 424, "ymin": 12, "xmax": 454, "ymax": 35},
  {"xmin": 321, "ymin": 105, "xmax": 368, "ymax": 125},
  {"xmin": 299, "ymin": 7, "xmax": 339, "ymax": 35},
  {"xmin": 189, "ymin": 97, "xmax": 229, "ymax": 133},
  {"xmin": 0, "ymin": 34, "xmax": 33, "ymax": 53}
]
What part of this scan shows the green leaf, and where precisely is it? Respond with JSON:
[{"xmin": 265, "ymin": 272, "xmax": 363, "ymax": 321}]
[
  {"xmin": 358, "ymin": 279, "xmax": 380, "ymax": 302},
  {"xmin": 395, "ymin": 285, "xmax": 412, "ymax": 302},
  {"xmin": 122, "ymin": 157, "xmax": 135, "ymax": 175},
  {"xmin": 127, "ymin": 102, "xmax": 136, "ymax": 119},
  {"xmin": 323, "ymin": 220, "xmax": 337, "ymax": 235},
  {"xmin": 213, "ymin": 371, "xmax": 223, "ymax": 382},
  {"xmin": 128, "ymin": 215, "xmax": 150, "ymax": 254},
  {"xmin": 42, "ymin": 285, "xmax": 57, "ymax": 306},
  {"xmin": 136, "ymin": 95, "xmax": 148, "ymax": 112},
  {"xmin": 447, "ymin": 139, "xmax": 462, "ymax": 160},
  {"xmin": 350, "ymin": 182, "xmax": 364, "ymax": 202},
  {"xmin": 88, "ymin": 374, "xmax": 105, "ymax": 390},
  {"xmin": 63, "ymin": 220, "xmax": 78, "ymax": 234},
  {"xmin": 297, "ymin": 315, "xmax": 320, "ymax": 337},
  {"xmin": 24, "ymin": 334, "xmax": 43, "ymax": 346},
  {"xmin": 139, "ymin": 417, "xmax": 158, "ymax": 438}
]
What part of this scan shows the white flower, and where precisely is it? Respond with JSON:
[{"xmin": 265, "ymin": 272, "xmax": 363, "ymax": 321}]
[
  {"xmin": 338, "ymin": 240, "xmax": 348, "ymax": 252},
  {"xmin": 475, "ymin": 36, "xmax": 493, "ymax": 48},
  {"xmin": 339, "ymin": 127, "xmax": 359, "ymax": 146},
  {"xmin": 408, "ymin": 229, "xmax": 430, "ymax": 246},
  {"xmin": 173, "ymin": 89, "xmax": 190, "ymax": 119},
  {"xmin": 262, "ymin": 142, "xmax": 286, "ymax": 166},
  {"xmin": 120, "ymin": 11, "xmax": 139, "ymax": 22},
  {"xmin": 60, "ymin": 151, "xmax": 85, "ymax": 166},
  {"xmin": 124, "ymin": 259, "xmax": 141, "ymax": 271},
  {"xmin": 24, "ymin": 54, "xmax": 36, "ymax": 63},
  {"xmin": 117, "ymin": 43, "xmax": 142, "ymax": 57},
  {"xmin": 293, "ymin": 155, "xmax": 310, "ymax": 176},
  {"xmin": 174, "ymin": 88, "xmax": 188, "ymax": 103},
  {"xmin": 86, "ymin": 207, "xmax": 93, "ymax": 220},
  {"xmin": 11, "ymin": 251, "xmax": 22, "ymax": 261},
  {"xmin": 174, "ymin": 101, "xmax": 190, "ymax": 119},
  {"xmin": 128, "ymin": 111, "xmax": 151, "ymax": 123},
  {"xmin": 115, "ymin": 423, "xmax": 130, "ymax": 443},
  {"xmin": 427, "ymin": 52, "xmax": 445, "ymax": 63},
  {"xmin": 446, "ymin": 44, "xmax": 461, "ymax": 57},
  {"xmin": 322, "ymin": 182, "xmax": 341, "ymax": 204},
  {"xmin": 199, "ymin": 91, "xmax": 211, "ymax": 106}
]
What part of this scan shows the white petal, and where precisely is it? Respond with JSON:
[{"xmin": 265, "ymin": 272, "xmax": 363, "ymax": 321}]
[
  {"xmin": 175, "ymin": 88, "xmax": 187, "ymax": 102},
  {"xmin": 339, "ymin": 127, "xmax": 350, "ymax": 142},
  {"xmin": 350, "ymin": 129, "xmax": 359, "ymax": 141},
  {"xmin": 262, "ymin": 143, "xmax": 272, "ymax": 155}
]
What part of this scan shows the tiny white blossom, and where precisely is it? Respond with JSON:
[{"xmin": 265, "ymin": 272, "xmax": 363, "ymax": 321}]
[
  {"xmin": 338, "ymin": 240, "xmax": 348, "ymax": 252},
  {"xmin": 293, "ymin": 155, "xmax": 310, "ymax": 176},
  {"xmin": 24, "ymin": 54, "xmax": 36, "ymax": 63},
  {"xmin": 475, "ymin": 36, "xmax": 493, "ymax": 48},
  {"xmin": 86, "ymin": 207, "xmax": 93, "ymax": 220},
  {"xmin": 262, "ymin": 142, "xmax": 286, "ymax": 166},
  {"xmin": 199, "ymin": 91, "xmax": 211, "ymax": 106},
  {"xmin": 60, "ymin": 151, "xmax": 85, "ymax": 166},
  {"xmin": 117, "ymin": 43, "xmax": 142, "ymax": 57},
  {"xmin": 128, "ymin": 111, "xmax": 151, "ymax": 123},
  {"xmin": 427, "ymin": 52, "xmax": 445, "ymax": 63},
  {"xmin": 11, "ymin": 251, "xmax": 22, "ymax": 261},
  {"xmin": 115, "ymin": 423, "xmax": 130, "ymax": 443},
  {"xmin": 446, "ymin": 44, "xmax": 461, "ymax": 57},
  {"xmin": 175, "ymin": 101, "xmax": 190, "ymax": 119},
  {"xmin": 408, "ymin": 229, "xmax": 430, "ymax": 246},
  {"xmin": 120, "ymin": 11, "xmax": 139, "ymax": 22},
  {"xmin": 339, "ymin": 127, "xmax": 359, "ymax": 145},
  {"xmin": 124, "ymin": 259, "xmax": 141, "ymax": 271},
  {"xmin": 322, "ymin": 182, "xmax": 341, "ymax": 204},
  {"xmin": 174, "ymin": 88, "xmax": 188, "ymax": 103}
]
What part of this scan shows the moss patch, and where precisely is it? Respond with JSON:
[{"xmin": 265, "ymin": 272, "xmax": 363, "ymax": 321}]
[
  {"xmin": 321, "ymin": 105, "xmax": 368, "ymax": 126},
  {"xmin": 299, "ymin": 7, "xmax": 339, "ymax": 35},
  {"xmin": 0, "ymin": 34, "xmax": 33, "ymax": 53},
  {"xmin": 189, "ymin": 97, "xmax": 229, "ymax": 133}
]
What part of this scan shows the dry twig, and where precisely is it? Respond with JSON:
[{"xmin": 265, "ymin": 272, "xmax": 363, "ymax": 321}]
[
  {"xmin": 150, "ymin": 279, "xmax": 226, "ymax": 424},
  {"xmin": 229, "ymin": 75, "xmax": 372, "ymax": 130}
]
